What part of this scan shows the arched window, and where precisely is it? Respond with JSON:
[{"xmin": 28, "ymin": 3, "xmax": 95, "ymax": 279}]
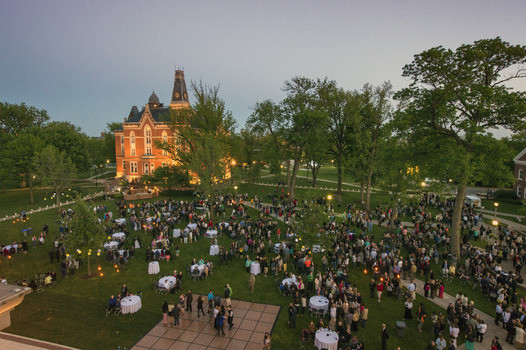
[
  {"xmin": 144, "ymin": 163, "xmax": 149, "ymax": 174},
  {"xmin": 145, "ymin": 126, "xmax": 152, "ymax": 155},
  {"xmin": 162, "ymin": 131, "xmax": 168, "ymax": 156},
  {"xmin": 130, "ymin": 132, "xmax": 136, "ymax": 156},
  {"xmin": 150, "ymin": 163, "xmax": 155, "ymax": 173},
  {"xmin": 120, "ymin": 137, "xmax": 125, "ymax": 154}
]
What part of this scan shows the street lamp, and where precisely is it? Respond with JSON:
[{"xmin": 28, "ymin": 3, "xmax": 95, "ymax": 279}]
[
  {"xmin": 492, "ymin": 219, "xmax": 499, "ymax": 238},
  {"xmin": 327, "ymin": 194, "xmax": 332, "ymax": 210},
  {"xmin": 494, "ymin": 202, "xmax": 499, "ymax": 221}
]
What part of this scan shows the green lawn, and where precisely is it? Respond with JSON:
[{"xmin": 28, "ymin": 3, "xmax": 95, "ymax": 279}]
[
  {"xmin": 481, "ymin": 199, "xmax": 524, "ymax": 216},
  {"xmin": 0, "ymin": 193, "xmax": 453, "ymax": 350}
]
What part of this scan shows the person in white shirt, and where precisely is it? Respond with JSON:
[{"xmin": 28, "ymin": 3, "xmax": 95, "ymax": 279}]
[
  {"xmin": 435, "ymin": 334, "xmax": 447, "ymax": 350},
  {"xmin": 449, "ymin": 324, "xmax": 460, "ymax": 347},
  {"xmin": 476, "ymin": 320, "xmax": 487, "ymax": 342}
]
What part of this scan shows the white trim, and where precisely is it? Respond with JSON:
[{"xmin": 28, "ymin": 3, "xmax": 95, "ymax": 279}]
[{"xmin": 513, "ymin": 147, "xmax": 526, "ymax": 163}]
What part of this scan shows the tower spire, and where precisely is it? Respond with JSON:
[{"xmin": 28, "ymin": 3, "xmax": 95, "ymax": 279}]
[{"xmin": 169, "ymin": 69, "xmax": 190, "ymax": 109}]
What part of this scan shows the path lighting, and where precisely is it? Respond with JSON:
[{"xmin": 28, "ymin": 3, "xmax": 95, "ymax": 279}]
[
  {"xmin": 364, "ymin": 269, "xmax": 367, "ymax": 274},
  {"xmin": 494, "ymin": 202, "xmax": 499, "ymax": 221},
  {"xmin": 421, "ymin": 181, "xmax": 426, "ymax": 187},
  {"xmin": 98, "ymin": 266, "xmax": 102, "ymax": 271}
]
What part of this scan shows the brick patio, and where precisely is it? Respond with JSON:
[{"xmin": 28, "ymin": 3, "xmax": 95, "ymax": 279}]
[{"xmin": 132, "ymin": 296, "xmax": 281, "ymax": 350}]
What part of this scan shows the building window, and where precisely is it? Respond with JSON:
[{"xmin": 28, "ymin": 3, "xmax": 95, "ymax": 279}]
[
  {"xmin": 130, "ymin": 162, "xmax": 137, "ymax": 174},
  {"xmin": 519, "ymin": 169, "xmax": 524, "ymax": 180},
  {"xmin": 123, "ymin": 160, "xmax": 126, "ymax": 171},
  {"xmin": 145, "ymin": 126, "xmax": 152, "ymax": 155},
  {"xmin": 144, "ymin": 163, "xmax": 149, "ymax": 174},
  {"xmin": 518, "ymin": 186, "xmax": 523, "ymax": 198},
  {"xmin": 162, "ymin": 131, "xmax": 168, "ymax": 156},
  {"xmin": 150, "ymin": 163, "xmax": 154, "ymax": 173},
  {"xmin": 130, "ymin": 132, "xmax": 136, "ymax": 156},
  {"xmin": 120, "ymin": 137, "xmax": 124, "ymax": 154},
  {"xmin": 146, "ymin": 145, "xmax": 152, "ymax": 156}
]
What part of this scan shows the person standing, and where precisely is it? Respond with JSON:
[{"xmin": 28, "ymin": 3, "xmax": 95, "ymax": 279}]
[
  {"xmin": 224, "ymin": 284, "xmax": 232, "ymax": 306},
  {"xmin": 227, "ymin": 305, "xmax": 234, "ymax": 330},
  {"xmin": 162, "ymin": 301, "xmax": 168, "ymax": 325},
  {"xmin": 381, "ymin": 323, "xmax": 389, "ymax": 350},
  {"xmin": 263, "ymin": 332, "xmax": 271, "ymax": 349},
  {"xmin": 186, "ymin": 289, "xmax": 193, "ymax": 313},
  {"xmin": 491, "ymin": 336, "xmax": 503, "ymax": 350},
  {"xmin": 377, "ymin": 281, "xmax": 384, "ymax": 302},
  {"xmin": 173, "ymin": 304, "xmax": 180, "ymax": 328},
  {"xmin": 197, "ymin": 295, "xmax": 205, "ymax": 317},
  {"xmin": 288, "ymin": 303, "xmax": 297, "ymax": 328},
  {"xmin": 476, "ymin": 319, "xmax": 487, "ymax": 342},
  {"xmin": 464, "ymin": 324, "xmax": 476, "ymax": 350},
  {"xmin": 249, "ymin": 273, "xmax": 255, "ymax": 293},
  {"xmin": 216, "ymin": 312, "xmax": 226, "ymax": 336}
]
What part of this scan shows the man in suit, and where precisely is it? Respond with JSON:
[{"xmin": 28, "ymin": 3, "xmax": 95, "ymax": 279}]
[{"xmin": 381, "ymin": 323, "xmax": 389, "ymax": 350}]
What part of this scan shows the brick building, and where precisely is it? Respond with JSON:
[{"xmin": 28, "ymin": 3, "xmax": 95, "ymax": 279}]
[
  {"xmin": 114, "ymin": 69, "xmax": 190, "ymax": 181},
  {"xmin": 513, "ymin": 147, "xmax": 526, "ymax": 199}
]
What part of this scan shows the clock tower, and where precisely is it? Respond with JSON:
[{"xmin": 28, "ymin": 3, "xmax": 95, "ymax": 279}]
[{"xmin": 169, "ymin": 69, "xmax": 190, "ymax": 109}]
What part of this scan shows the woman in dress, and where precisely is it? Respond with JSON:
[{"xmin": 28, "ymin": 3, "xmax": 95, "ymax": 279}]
[
  {"xmin": 439, "ymin": 281, "xmax": 445, "ymax": 299},
  {"xmin": 404, "ymin": 298, "xmax": 413, "ymax": 319},
  {"xmin": 263, "ymin": 332, "xmax": 271, "ymax": 349}
]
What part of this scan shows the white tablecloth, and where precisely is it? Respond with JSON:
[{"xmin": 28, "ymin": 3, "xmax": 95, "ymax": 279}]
[
  {"xmin": 205, "ymin": 230, "xmax": 217, "ymax": 238},
  {"xmin": 115, "ymin": 218, "xmax": 126, "ymax": 225},
  {"xmin": 146, "ymin": 217, "xmax": 155, "ymax": 223},
  {"xmin": 312, "ymin": 245, "xmax": 321, "ymax": 253},
  {"xmin": 191, "ymin": 264, "xmax": 205, "ymax": 273},
  {"xmin": 274, "ymin": 243, "xmax": 286, "ymax": 253},
  {"xmin": 314, "ymin": 328, "xmax": 339, "ymax": 350},
  {"xmin": 120, "ymin": 295, "xmax": 142, "ymax": 314},
  {"xmin": 282, "ymin": 277, "xmax": 299, "ymax": 286},
  {"xmin": 148, "ymin": 261, "xmax": 160, "ymax": 274},
  {"xmin": 173, "ymin": 229, "xmax": 181, "ymax": 238},
  {"xmin": 187, "ymin": 223, "xmax": 197, "ymax": 230},
  {"xmin": 209, "ymin": 245, "xmax": 220, "ymax": 256},
  {"xmin": 118, "ymin": 249, "xmax": 126, "ymax": 257},
  {"xmin": 309, "ymin": 296, "xmax": 329, "ymax": 313},
  {"xmin": 250, "ymin": 262, "xmax": 261, "ymax": 275},
  {"xmin": 112, "ymin": 232, "xmax": 126, "ymax": 240},
  {"xmin": 104, "ymin": 241, "xmax": 119, "ymax": 250},
  {"xmin": 158, "ymin": 276, "xmax": 176, "ymax": 289}
]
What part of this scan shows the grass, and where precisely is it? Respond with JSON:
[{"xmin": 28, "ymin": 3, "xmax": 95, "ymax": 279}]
[
  {"xmin": 0, "ymin": 193, "xmax": 454, "ymax": 350},
  {"xmin": 481, "ymin": 199, "xmax": 524, "ymax": 216}
]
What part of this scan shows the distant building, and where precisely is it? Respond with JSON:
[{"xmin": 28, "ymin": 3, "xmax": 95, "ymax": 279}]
[
  {"xmin": 513, "ymin": 147, "xmax": 526, "ymax": 199},
  {"xmin": 114, "ymin": 70, "xmax": 190, "ymax": 181}
]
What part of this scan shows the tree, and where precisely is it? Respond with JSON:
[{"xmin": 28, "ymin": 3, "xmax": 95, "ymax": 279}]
[
  {"xmin": 0, "ymin": 102, "xmax": 49, "ymax": 137},
  {"xmin": 317, "ymin": 79, "xmax": 361, "ymax": 198},
  {"xmin": 141, "ymin": 165, "xmax": 189, "ymax": 189},
  {"xmin": 3, "ymin": 133, "xmax": 45, "ymax": 203},
  {"xmin": 33, "ymin": 121, "xmax": 90, "ymax": 171},
  {"xmin": 33, "ymin": 145, "xmax": 77, "ymax": 209},
  {"xmin": 303, "ymin": 127, "xmax": 329, "ymax": 187},
  {"xmin": 346, "ymin": 83, "xmax": 393, "ymax": 210},
  {"xmin": 159, "ymin": 82, "xmax": 236, "ymax": 218},
  {"xmin": 67, "ymin": 199, "xmax": 107, "ymax": 276},
  {"xmin": 395, "ymin": 37, "xmax": 526, "ymax": 258},
  {"xmin": 249, "ymin": 77, "xmax": 325, "ymax": 200}
]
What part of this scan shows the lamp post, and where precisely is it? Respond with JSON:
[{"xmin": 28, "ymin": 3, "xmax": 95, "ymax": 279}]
[
  {"xmin": 492, "ymin": 219, "xmax": 499, "ymax": 238},
  {"xmin": 494, "ymin": 202, "xmax": 499, "ymax": 221},
  {"xmin": 234, "ymin": 185, "xmax": 238, "ymax": 197},
  {"xmin": 327, "ymin": 194, "xmax": 332, "ymax": 211}
]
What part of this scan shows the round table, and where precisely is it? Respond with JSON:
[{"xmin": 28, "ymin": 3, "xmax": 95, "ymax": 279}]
[
  {"xmin": 309, "ymin": 296, "xmax": 329, "ymax": 314},
  {"xmin": 187, "ymin": 223, "xmax": 197, "ymax": 230},
  {"xmin": 209, "ymin": 245, "xmax": 220, "ymax": 256},
  {"xmin": 274, "ymin": 243, "xmax": 285, "ymax": 253},
  {"xmin": 120, "ymin": 295, "xmax": 142, "ymax": 314},
  {"xmin": 282, "ymin": 277, "xmax": 299, "ymax": 286},
  {"xmin": 146, "ymin": 217, "xmax": 155, "ymax": 223},
  {"xmin": 112, "ymin": 232, "xmax": 126, "ymax": 240},
  {"xmin": 115, "ymin": 218, "xmax": 126, "ymax": 225},
  {"xmin": 104, "ymin": 241, "xmax": 119, "ymax": 250},
  {"xmin": 158, "ymin": 276, "xmax": 176, "ymax": 289},
  {"xmin": 173, "ymin": 229, "xmax": 181, "ymax": 238},
  {"xmin": 148, "ymin": 261, "xmax": 160, "ymax": 274},
  {"xmin": 314, "ymin": 328, "xmax": 339, "ymax": 350},
  {"xmin": 191, "ymin": 264, "xmax": 206, "ymax": 273},
  {"xmin": 205, "ymin": 230, "xmax": 217, "ymax": 238},
  {"xmin": 250, "ymin": 262, "xmax": 261, "ymax": 275}
]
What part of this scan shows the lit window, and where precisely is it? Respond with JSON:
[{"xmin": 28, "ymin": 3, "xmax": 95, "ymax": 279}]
[{"xmin": 130, "ymin": 132, "xmax": 136, "ymax": 156}]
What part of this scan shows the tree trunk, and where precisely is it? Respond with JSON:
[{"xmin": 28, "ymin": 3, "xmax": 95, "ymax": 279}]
[
  {"xmin": 29, "ymin": 184, "xmax": 34, "ymax": 205},
  {"xmin": 87, "ymin": 254, "xmax": 91, "ymax": 276},
  {"xmin": 336, "ymin": 157, "xmax": 343, "ymax": 201},
  {"xmin": 289, "ymin": 158, "xmax": 302, "ymax": 201},
  {"xmin": 311, "ymin": 167, "xmax": 317, "ymax": 187},
  {"xmin": 286, "ymin": 160, "xmax": 291, "ymax": 191},
  {"xmin": 450, "ymin": 184, "xmax": 466, "ymax": 259},
  {"xmin": 360, "ymin": 182, "xmax": 365, "ymax": 202},
  {"xmin": 365, "ymin": 168, "xmax": 373, "ymax": 211},
  {"xmin": 389, "ymin": 206, "xmax": 398, "ymax": 233}
]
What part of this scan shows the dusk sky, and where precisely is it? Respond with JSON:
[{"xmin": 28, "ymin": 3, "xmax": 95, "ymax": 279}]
[{"xmin": 1, "ymin": 1, "xmax": 525, "ymax": 136}]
